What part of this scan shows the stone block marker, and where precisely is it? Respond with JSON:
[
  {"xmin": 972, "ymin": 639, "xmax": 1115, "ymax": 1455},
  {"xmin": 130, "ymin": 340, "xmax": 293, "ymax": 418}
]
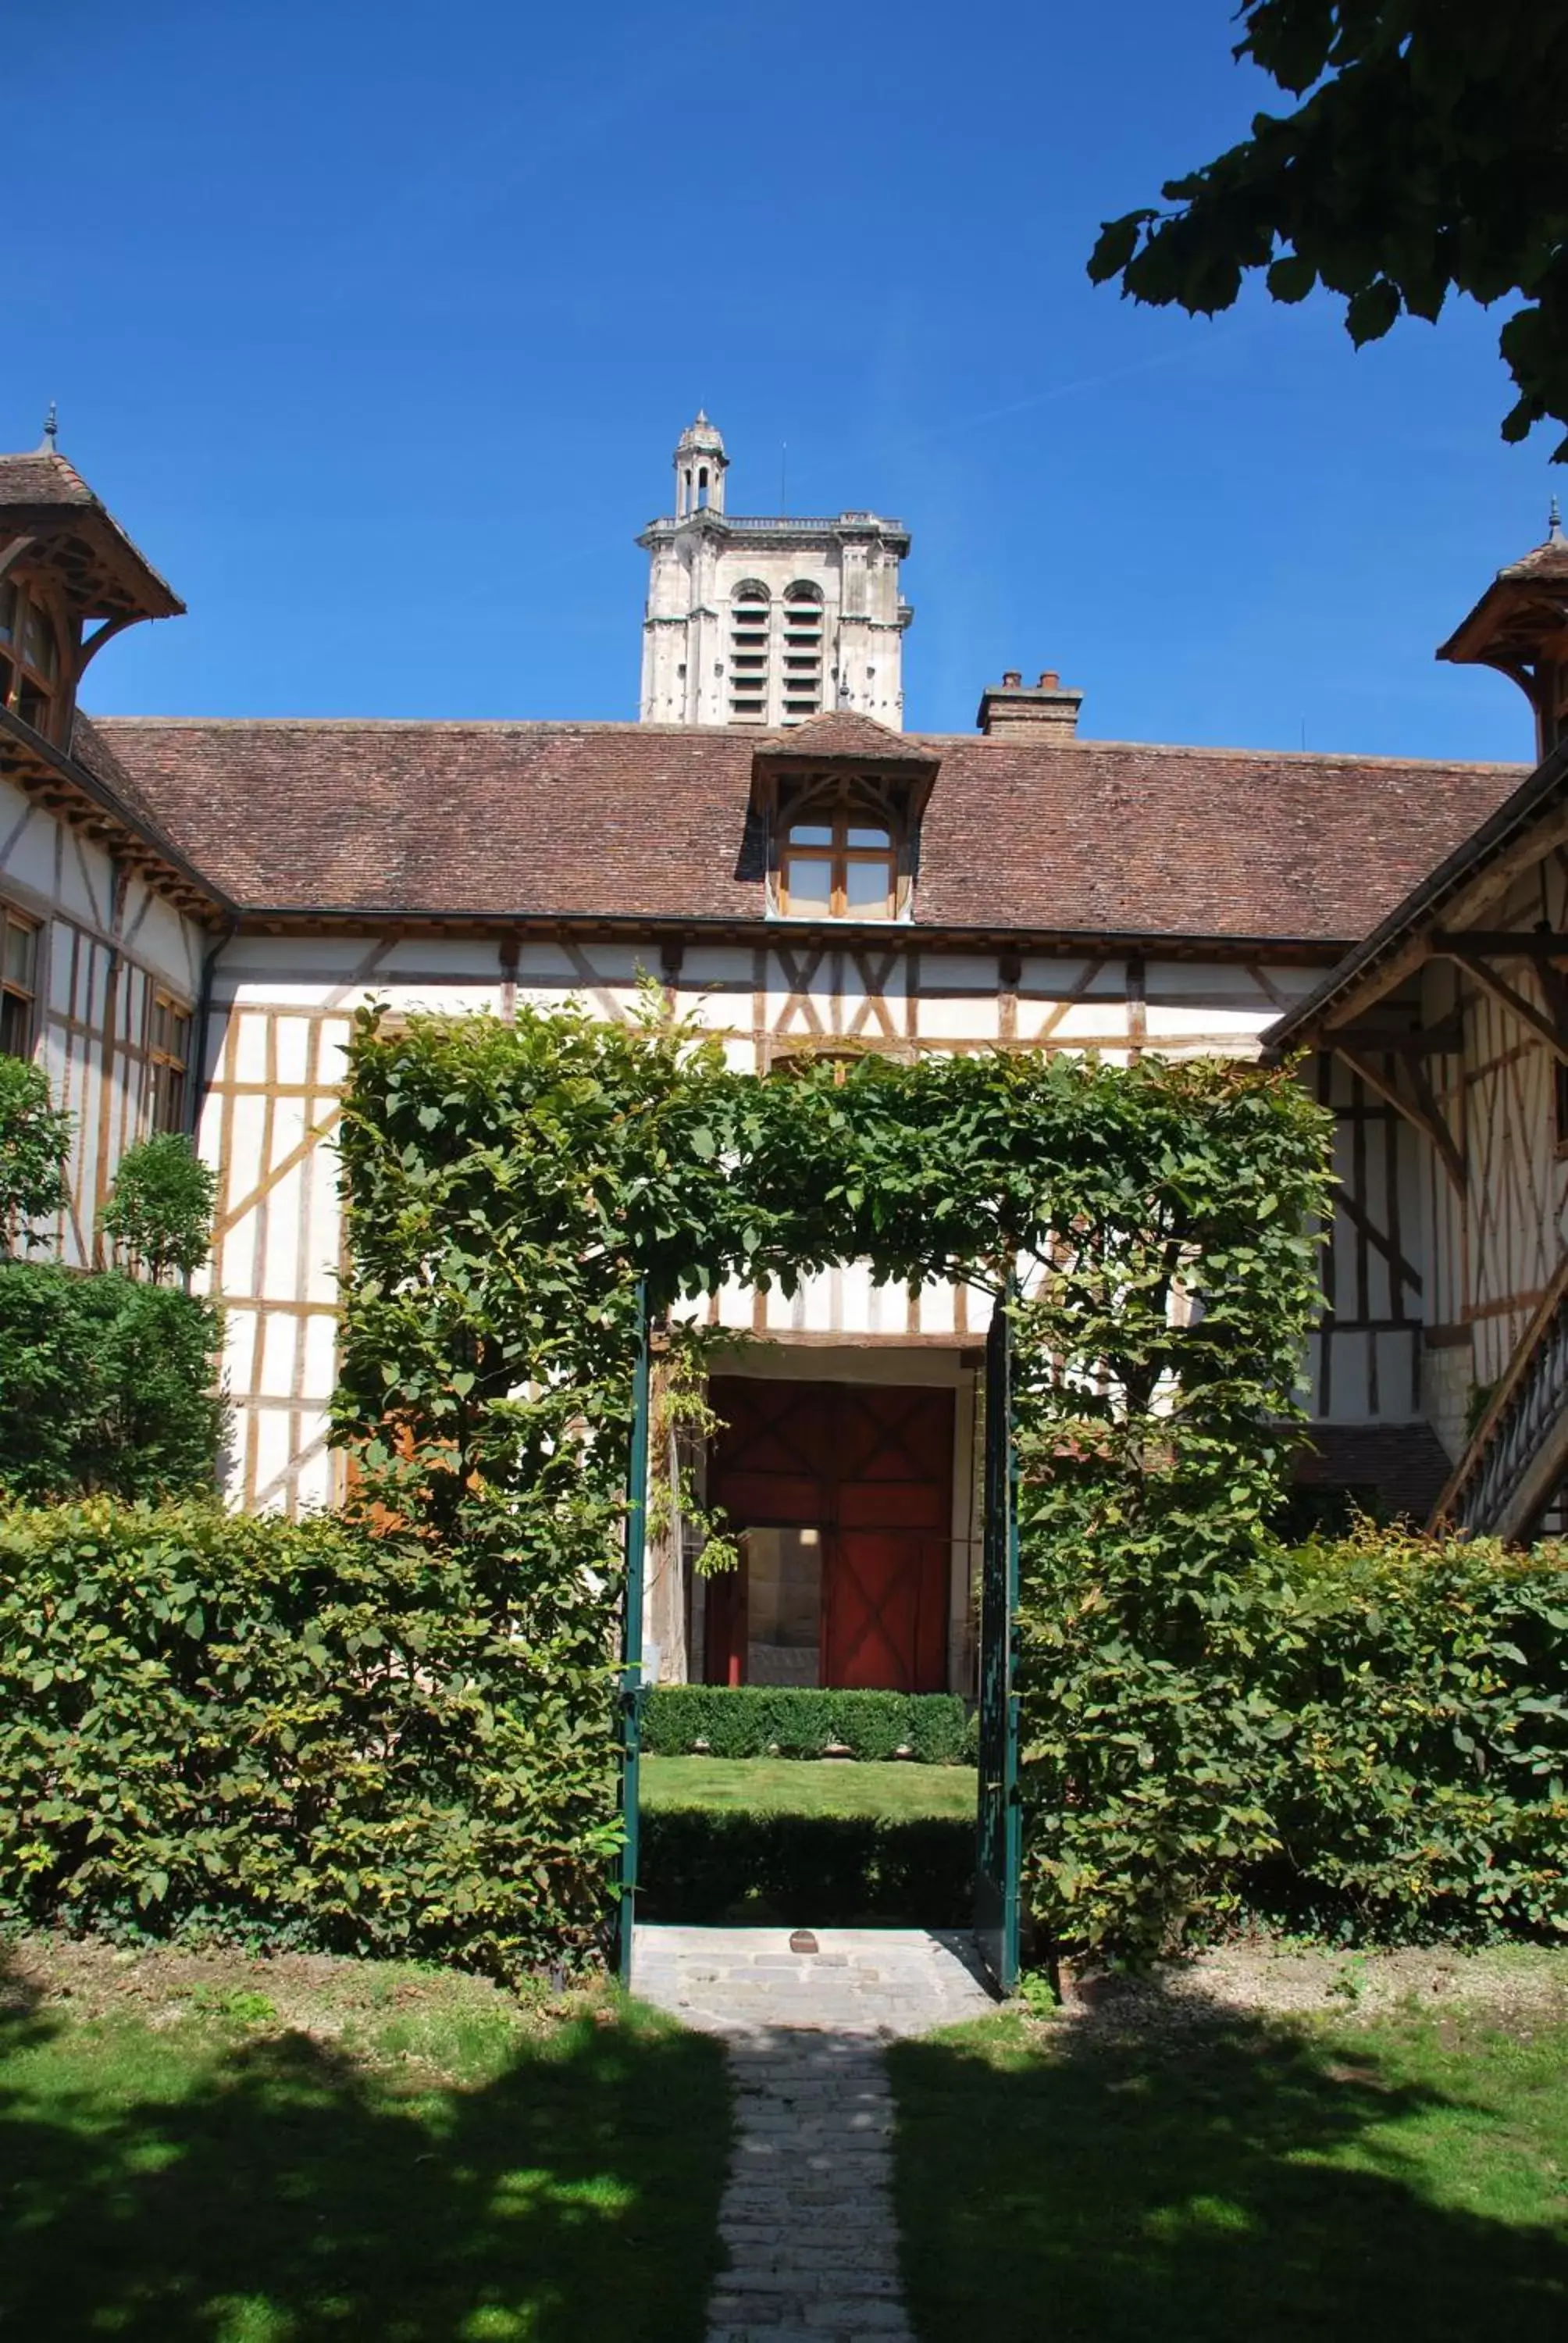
[{"xmin": 633, "ymin": 1927, "xmax": 994, "ymax": 2343}]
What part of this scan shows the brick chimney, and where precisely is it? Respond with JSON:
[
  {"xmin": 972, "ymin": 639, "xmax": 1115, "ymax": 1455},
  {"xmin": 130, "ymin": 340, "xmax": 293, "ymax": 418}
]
[{"xmin": 976, "ymin": 669, "xmax": 1083, "ymax": 740}]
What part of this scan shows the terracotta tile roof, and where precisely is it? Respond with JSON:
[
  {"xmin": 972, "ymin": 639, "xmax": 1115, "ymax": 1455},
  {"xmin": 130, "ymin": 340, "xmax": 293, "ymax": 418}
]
[
  {"xmin": 69, "ymin": 711, "xmax": 172, "ymax": 834},
  {"xmin": 1264, "ymin": 733, "xmax": 1568, "ymax": 1050},
  {"xmin": 1499, "ymin": 536, "xmax": 1568, "ymax": 583},
  {"xmin": 756, "ymin": 711, "xmax": 937, "ymax": 765},
  {"xmin": 91, "ymin": 716, "xmax": 1525, "ymax": 943},
  {"xmin": 0, "ymin": 451, "xmax": 101, "ymax": 508}
]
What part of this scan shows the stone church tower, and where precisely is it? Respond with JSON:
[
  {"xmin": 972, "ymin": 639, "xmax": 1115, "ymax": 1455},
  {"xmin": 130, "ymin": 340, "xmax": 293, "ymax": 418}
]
[{"xmin": 637, "ymin": 415, "xmax": 913, "ymax": 729}]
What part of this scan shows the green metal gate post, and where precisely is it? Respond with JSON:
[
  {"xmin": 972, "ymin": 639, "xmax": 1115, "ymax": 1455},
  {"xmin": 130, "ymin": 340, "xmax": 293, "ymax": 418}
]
[
  {"xmin": 975, "ymin": 1278, "xmax": 1021, "ymax": 1995},
  {"xmin": 616, "ymin": 1286, "xmax": 652, "ymax": 1988}
]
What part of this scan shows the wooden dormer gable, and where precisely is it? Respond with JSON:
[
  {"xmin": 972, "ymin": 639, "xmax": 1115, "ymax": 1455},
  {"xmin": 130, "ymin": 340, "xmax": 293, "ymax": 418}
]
[
  {"xmin": 0, "ymin": 440, "xmax": 184, "ymax": 754},
  {"xmin": 1438, "ymin": 512, "xmax": 1568, "ymax": 761},
  {"xmin": 747, "ymin": 711, "xmax": 941, "ymax": 922}
]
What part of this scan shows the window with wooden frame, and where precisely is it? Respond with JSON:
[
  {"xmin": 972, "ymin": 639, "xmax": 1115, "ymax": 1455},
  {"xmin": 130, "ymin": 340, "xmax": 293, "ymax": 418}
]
[
  {"xmin": 148, "ymin": 990, "xmax": 192, "ymax": 1132},
  {"xmin": 0, "ymin": 578, "xmax": 63, "ymax": 739},
  {"xmin": 0, "ymin": 902, "xmax": 39, "ymax": 1058},
  {"xmin": 778, "ymin": 780, "xmax": 899, "ymax": 921}
]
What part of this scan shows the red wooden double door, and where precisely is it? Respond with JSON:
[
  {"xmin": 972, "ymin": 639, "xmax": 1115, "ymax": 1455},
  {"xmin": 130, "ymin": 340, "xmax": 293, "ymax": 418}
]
[{"xmin": 704, "ymin": 1377, "xmax": 954, "ymax": 1692}]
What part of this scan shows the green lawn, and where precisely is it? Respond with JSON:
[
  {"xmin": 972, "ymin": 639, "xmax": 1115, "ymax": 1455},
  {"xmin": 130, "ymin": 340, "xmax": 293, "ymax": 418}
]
[
  {"xmin": 889, "ymin": 2002, "xmax": 1568, "ymax": 2343},
  {"xmin": 640, "ymin": 1755, "xmax": 977, "ymax": 1819},
  {"xmin": 0, "ymin": 1942, "xmax": 730, "ymax": 2343}
]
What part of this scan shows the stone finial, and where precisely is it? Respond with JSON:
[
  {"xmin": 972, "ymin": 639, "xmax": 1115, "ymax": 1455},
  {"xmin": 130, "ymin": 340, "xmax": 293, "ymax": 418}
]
[
  {"xmin": 1550, "ymin": 496, "xmax": 1563, "ymax": 545},
  {"xmin": 39, "ymin": 400, "xmax": 58, "ymax": 453}
]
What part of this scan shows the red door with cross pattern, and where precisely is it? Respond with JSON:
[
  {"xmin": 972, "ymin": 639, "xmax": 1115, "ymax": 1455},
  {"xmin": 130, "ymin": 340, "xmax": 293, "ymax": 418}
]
[{"xmin": 705, "ymin": 1378, "xmax": 953, "ymax": 1692}]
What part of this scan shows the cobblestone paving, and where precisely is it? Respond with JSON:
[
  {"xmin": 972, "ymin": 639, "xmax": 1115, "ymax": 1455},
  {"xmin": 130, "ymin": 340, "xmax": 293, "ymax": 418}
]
[{"xmin": 633, "ymin": 1928, "xmax": 995, "ymax": 2342}]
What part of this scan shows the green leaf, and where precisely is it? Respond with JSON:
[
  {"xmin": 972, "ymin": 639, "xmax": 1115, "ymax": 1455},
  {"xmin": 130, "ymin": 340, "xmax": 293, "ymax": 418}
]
[
  {"xmin": 1267, "ymin": 254, "xmax": 1316, "ymax": 304},
  {"xmin": 1346, "ymin": 280, "xmax": 1401, "ymax": 347}
]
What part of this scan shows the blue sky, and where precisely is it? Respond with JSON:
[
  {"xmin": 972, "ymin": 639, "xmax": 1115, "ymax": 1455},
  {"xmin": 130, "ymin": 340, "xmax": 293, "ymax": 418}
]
[{"xmin": 7, "ymin": 2, "xmax": 1553, "ymax": 765}]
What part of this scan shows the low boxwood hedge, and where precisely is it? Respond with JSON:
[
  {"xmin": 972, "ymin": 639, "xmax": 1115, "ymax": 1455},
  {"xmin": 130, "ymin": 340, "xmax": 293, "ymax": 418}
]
[
  {"xmin": 638, "ymin": 1809, "xmax": 973, "ymax": 1926},
  {"xmin": 642, "ymin": 1685, "xmax": 975, "ymax": 1764}
]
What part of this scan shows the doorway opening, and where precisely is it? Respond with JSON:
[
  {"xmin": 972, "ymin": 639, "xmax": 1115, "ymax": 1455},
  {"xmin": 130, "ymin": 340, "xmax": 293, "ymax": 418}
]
[
  {"xmin": 623, "ymin": 1310, "xmax": 1018, "ymax": 1997},
  {"xmin": 701, "ymin": 1375, "xmax": 960, "ymax": 1695}
]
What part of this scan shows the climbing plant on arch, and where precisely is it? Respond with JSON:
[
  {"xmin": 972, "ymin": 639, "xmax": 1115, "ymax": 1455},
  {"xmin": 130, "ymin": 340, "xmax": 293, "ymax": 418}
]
[{"xmin": 333, "ymin": 997, "xmax": 1332, "ymax": 1964}]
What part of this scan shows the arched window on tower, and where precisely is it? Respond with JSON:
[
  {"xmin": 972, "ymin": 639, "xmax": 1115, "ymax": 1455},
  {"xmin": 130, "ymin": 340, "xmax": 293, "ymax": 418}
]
[
  {"xmin": 697, "ymin": 465, "xmax": 710, "ymax": 510},
  {"xmin": 782, "ymin": 582, "xmax": 824, "ymax": 722},
  {"xmin": 729, "ymin": 581, "xmax": 771, "ymax": 722}
]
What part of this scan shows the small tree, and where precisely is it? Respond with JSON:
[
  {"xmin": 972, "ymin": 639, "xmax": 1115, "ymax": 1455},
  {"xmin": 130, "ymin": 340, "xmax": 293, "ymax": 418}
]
[
  {"xmin": 101, "ymin": 1133, "xmax": 218, "ymax": 1284},
  {"xmin": 0, "ymin": 1057, "xmax": 72, "ymax": 1256}
]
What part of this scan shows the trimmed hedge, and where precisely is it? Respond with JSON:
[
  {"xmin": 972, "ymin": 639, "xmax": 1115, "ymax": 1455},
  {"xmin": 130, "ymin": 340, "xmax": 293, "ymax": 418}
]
[
  {"xmin": 1262, "ymin": 1528, "xmax": 1568, "ymax": 1938},
  {"xmin": 642, "ymin": 1685, "xmax": 975, "ymax": 1764},
  {"xmin": 638, "ymin": 1809, "xmax": 973, "ymax": 1926},
  {"xmin": 1021, "ymin": 1519, "xmax": 1568, "ymax": 1955},
  {"xmin": 0, "ymin": 1498, "xmax": 620, "ymax": 1977},
  {"xmin": 0, "ymin": 1262, "xmax": 224, "ymax": 1500}
]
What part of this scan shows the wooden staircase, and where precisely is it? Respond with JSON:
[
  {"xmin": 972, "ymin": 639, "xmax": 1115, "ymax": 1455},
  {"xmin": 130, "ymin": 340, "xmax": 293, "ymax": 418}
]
[{"xmin": 1434, "ymin": 1254, "xmax": 1568, "ymax": 1540}]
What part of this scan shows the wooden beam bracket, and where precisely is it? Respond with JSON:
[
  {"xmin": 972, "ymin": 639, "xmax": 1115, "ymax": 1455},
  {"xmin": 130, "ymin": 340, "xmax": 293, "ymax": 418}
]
[
  {"xmin": 1444, "ymin": 945, "xmax": 1568, "ymax": 1066},
  {"xmin": 1335, "ymin": 1043, "xmax": 1466, "ymax": 1196}
]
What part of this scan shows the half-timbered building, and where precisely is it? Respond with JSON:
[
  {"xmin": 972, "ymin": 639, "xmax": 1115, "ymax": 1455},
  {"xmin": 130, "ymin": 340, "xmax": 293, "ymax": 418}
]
[
  {"xmin": 0, "ymin": 418, "xmax": 1547, "ymax": 1692},
  {"xmin": 1267, "ymin": 509, "xmax": 1568, "ymax": 1544}
]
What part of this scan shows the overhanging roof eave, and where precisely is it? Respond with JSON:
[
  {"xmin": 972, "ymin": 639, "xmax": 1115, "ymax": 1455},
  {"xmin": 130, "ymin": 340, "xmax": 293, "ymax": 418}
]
[{"xmin": 1261, "ymin": 734, "xmax": 1568, "ymax": 1059}]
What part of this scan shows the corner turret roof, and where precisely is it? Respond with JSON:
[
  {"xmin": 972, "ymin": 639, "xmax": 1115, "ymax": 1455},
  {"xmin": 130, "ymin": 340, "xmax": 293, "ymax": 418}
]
[
  {"xmin": 1437, "ymin": 505, "xmax": 1568, "ymax": 669},
  {"xmin": 0, "ymin": 444, "xmax": 183, "ymax": 620}
]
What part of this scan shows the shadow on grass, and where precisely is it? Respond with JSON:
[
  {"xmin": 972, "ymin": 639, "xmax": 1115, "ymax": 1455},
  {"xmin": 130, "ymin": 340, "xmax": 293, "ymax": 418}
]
[
  {"xmin": 888, "ymin": 1976, "xmax": 1568, "ymax": 2343},
  {"xmin": 0, "ymin": 1945, "xmax": 730, "ymax": 2343}
]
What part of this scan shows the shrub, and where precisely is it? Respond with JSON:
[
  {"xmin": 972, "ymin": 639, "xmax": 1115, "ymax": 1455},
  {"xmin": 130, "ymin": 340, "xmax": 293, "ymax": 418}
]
[
  {"xmin": 641, "ymin": 1685, "xmax": 971, "ymax": 1763},
  {"xmin": 101, "ymin": 1133, "xmax": 218, "ymax": 1282},
  {"xmin": 638, "ymin": 1809, "xmax": 972, "ymax": 1926},
  {"xmin": 1263, "ymin": 1526, "xmax": 1568, "ymax": 1941},
  {"xmin": 0, "ymin": 1497, "xmax": 622, "ymax": 1977},
  {"xmin": 1019, "ymin": 1516, "xmax": 1568, "ymax": 1956},
  {"xmin": 0, "ymin": 1056, "xmax": 71, "ymax": 1254},
  {"xmin": 0, "ymin": 1264, "xmax": 224, "ymax": 1499}
]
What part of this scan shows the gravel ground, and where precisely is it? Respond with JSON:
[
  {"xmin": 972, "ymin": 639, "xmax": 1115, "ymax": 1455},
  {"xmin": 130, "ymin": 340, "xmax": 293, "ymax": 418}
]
[{"xmin": 1055, "ymin": 1940, "xmax": 1568, "ymax": 2035}]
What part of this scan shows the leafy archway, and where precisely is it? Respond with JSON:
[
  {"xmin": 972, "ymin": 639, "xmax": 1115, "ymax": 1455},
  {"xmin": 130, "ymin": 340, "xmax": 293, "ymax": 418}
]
[{"xmin": 332, "ymin": 998, "xmax": 1331, "ymax": 1970}]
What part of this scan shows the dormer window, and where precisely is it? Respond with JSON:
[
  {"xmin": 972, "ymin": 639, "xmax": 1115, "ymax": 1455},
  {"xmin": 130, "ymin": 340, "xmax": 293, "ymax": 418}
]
[
  {"xmin": 779, "ymin": 783, "xmax": 897, "ymax": 919},
  {"xmin": 750, "ymin": 712, "xmax": 940, "ymax": 927},
  {"xmin": 0, "ymin": 580, "xmax": 61, "ymax": 737}
]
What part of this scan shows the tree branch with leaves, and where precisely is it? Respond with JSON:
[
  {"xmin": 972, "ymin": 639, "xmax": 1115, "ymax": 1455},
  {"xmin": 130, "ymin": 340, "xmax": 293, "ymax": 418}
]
[{"xmin": 1090, "ymin": 1, "xmax": 1568, "ymax": 458}]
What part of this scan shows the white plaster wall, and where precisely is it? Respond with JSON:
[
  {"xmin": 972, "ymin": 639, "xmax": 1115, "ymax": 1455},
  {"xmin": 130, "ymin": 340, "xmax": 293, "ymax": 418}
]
[{"xmin": 198, "ymin": 933, "xmax": 1313, "ymax": 1513}]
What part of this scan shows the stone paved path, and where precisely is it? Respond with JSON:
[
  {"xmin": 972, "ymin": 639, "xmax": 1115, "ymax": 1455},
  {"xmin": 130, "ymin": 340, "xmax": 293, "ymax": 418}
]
[{"xmin": 633, "ymin": 1928, "xmax": 995, "ymax": 2341}]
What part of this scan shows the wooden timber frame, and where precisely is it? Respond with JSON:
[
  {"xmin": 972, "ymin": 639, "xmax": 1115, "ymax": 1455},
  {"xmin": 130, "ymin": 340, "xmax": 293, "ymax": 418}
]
[
  {"xmin": 197, "ymin": 916, "xmax": 1350, "ymax": 1518},
  {"xmin": 1266, "ymin": 737, "xmax": 1568, "ymax": 1521}
]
